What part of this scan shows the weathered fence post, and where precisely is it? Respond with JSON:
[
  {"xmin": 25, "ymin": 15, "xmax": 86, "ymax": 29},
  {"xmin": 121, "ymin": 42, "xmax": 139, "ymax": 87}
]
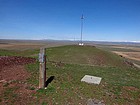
[{"xmin": 39, "ymin": 48, "xmax": 46, "ymax": 88}]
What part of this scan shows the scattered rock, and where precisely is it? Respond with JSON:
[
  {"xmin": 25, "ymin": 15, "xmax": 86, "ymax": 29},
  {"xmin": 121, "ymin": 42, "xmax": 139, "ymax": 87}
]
[
  {"xmin": 133, "ymin": 63, "xmax": 140, "ymax": 69},
  {"xmin": 50, "ymin": 61, "xmax": 65, "ymax": 68},
  {"xmin": 0, "ymin": 79, "xmax": 7, "ymax": 83},
  {"xmin": 87, "ymin": 99, "xmax": 105, "ymax": 105}
]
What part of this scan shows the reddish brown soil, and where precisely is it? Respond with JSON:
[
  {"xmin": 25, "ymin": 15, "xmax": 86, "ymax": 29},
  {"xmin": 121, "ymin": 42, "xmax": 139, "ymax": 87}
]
[
  {"xmin": 0, "ymin": 56, "xmax": 37, "ymax": 105},
  {"xmin": 0, "ymin": 65, "xmax": 30, "ymax": 81},
  {"xmin": 0, "ymin": 56, "xmax": 36, "ymax": 69}
]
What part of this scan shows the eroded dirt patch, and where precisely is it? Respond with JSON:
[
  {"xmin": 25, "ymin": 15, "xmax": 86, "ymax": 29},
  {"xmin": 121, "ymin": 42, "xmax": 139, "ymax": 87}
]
[
  {"xmin": 0, "ymin": 56, "xmax": 37, "ymax": 105},
  {"xmin": 0, "ymin": 65, "xmax": 31, "ymax": 82},
  {"xmin": 0, "ymin": 56, "xmax": 36, "ymax": 69}
]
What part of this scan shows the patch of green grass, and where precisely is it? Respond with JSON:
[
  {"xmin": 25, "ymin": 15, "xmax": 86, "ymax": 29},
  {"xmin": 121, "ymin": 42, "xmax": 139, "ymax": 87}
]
[
  {"xmin": 41, "ymin": 101, "xmax": 48, "ymax": 105},
  {"xmin": 3, "ymin": 82, "xmax": 10, "ymax": 87},
  {"xmin": 0, "ymin": 49, "xmax": 17, "ymax": 56},
  {"xmin": 2, "ymin": 87, "xmax": 18, "ymax": 104},
  {"xmin": 0, "ymin": 49, "xmax": 39, "ymax": 58},
  {"xmin": 37, "ymin": 85, "xmax": 56, "ymax": 96},
  {"xmin": 25, "ymin": 86, "xmax": 36, "ymax": 90},
  {"xmin": 30, "ymin": 62, "xmax": 139, "ymax": 104},
  {"xmin": 26, "ymin": 62, "xmax": 39, "ymax": 85},
  {"xmin": 46, "ymin": 45, "xmax": 126, "ymax": 68},
  {"xmin": 15, "ymin": 49, "xmax": 39, "ymax": 58}
]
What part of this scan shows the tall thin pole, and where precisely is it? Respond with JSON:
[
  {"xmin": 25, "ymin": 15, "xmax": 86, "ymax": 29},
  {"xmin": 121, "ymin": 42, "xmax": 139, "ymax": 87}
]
[{"xmin": 81, "ymin": 14, "xmax": 84, "ymax": 44}]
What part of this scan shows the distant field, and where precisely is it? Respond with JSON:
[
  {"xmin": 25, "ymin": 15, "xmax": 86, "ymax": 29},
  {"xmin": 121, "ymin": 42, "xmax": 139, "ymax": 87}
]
[
  {"xmin": 0, "ymin": 43, "xmax": 43, "ymax": 50},
  {"xmin": 96, "ymin": 44, "xmax": 140, "ymax": 66},
  {"xmin": 0, "ymin": 39, "xmax": 76, "ymax": 50},
  {"xmin": 113, "ymin": 46, "xmax": 140, "ymax": 52},
  {"xmin": 113, "ymin": 51, "xmax": 140, "ymax": 61}
]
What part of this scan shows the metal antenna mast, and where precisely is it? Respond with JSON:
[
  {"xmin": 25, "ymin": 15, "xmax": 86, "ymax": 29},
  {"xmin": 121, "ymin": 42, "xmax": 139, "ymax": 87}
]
[{"xmin": 80, "ymin": 14, "xmax": 84, "ymax": 45}]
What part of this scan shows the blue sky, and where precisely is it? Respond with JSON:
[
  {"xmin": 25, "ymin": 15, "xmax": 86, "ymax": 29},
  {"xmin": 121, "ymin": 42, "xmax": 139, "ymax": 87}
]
[{"xmin": 0, "ymin": 0, "xmax": 140, "ymax": 41}]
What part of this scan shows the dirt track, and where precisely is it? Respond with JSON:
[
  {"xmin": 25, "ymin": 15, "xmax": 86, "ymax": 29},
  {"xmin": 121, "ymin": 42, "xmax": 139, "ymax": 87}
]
[{"xmin": 112, "ymin": 51, "xmax": 140, "ymax": 61}]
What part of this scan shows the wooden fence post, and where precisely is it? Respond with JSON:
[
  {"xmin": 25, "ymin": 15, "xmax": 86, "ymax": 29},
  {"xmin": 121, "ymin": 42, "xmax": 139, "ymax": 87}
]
[{"xmin": 39, "ymin": 48, "xmax": 46, "ymax": 88}]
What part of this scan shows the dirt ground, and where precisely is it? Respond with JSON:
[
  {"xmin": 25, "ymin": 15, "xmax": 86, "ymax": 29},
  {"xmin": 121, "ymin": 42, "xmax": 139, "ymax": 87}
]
[{"xmin": 0, "ymin": 56, "xmax": 37, "ymax": 105}]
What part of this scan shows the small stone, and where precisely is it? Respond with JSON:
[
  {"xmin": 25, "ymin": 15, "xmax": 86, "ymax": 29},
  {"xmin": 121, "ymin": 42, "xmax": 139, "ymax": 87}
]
[{"xmin": 87, "ymin": 99, "xmax": 105, "ymax": 105}]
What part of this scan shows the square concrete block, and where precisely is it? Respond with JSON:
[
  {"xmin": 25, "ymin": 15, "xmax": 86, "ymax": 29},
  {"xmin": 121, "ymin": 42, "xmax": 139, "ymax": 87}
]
[{"xmin": 81, "ymin": 75, "xmax": 102, "ymax": 85}]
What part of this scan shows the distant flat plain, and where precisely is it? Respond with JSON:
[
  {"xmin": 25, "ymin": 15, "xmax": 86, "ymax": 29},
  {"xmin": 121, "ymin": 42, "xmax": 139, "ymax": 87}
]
[
  {"xmin": 0, "ymin": 39, "xmax": 76, "ymax": 50},
  {"xmin": 95, "ymin": 43, "xmax": 140, "ymax": 65},
  {"xmin": 0, "ymin": 39, "xmax": 140, "ymax": 65}
]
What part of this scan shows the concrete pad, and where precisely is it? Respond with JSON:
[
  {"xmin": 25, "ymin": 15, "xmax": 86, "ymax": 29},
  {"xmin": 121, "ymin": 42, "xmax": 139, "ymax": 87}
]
[{"xmin": 81, "ymin": 75, "xmax": 102, "ymax": 85}]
